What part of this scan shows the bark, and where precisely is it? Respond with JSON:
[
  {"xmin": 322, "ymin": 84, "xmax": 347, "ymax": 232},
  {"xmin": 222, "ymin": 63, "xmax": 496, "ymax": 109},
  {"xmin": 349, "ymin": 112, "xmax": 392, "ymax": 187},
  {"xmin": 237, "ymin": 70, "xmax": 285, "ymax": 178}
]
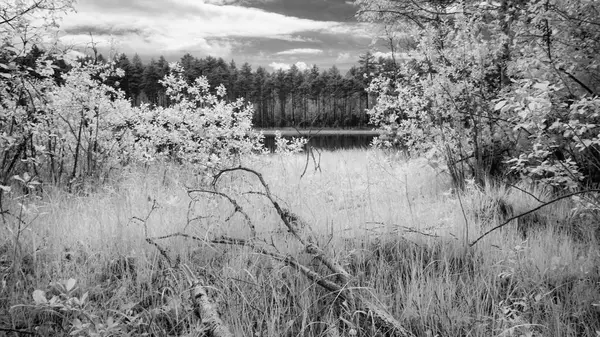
[
  {"xmin": 211, "ymin": 167, "xmax": 414, "ymax": 336},
  {"xmin": 182, "ymin": 264, "xmax": 234, "ymax": 337}
]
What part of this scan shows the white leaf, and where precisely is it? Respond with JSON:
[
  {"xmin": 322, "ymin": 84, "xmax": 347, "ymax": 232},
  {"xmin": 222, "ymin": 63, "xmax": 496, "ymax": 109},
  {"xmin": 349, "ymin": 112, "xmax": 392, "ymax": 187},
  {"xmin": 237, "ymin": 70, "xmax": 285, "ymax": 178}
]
[
  {"xmin": 65, "ymin": 278, "xmax": 77, "ymax": 292},
  {"xmin": 32, "ymin": 290, "xmax": 47, "ymax": 304},
  {"xmin": 494, "ymin": 100, "xmax": 507, "ymax": 111}
]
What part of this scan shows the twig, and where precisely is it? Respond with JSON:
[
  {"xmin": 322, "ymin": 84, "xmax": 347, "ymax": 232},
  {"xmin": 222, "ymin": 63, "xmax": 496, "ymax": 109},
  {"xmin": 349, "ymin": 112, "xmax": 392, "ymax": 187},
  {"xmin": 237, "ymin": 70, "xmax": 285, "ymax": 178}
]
[
  {"xmin": 133, "ymin": 200, "xmax": 174, "ymax": 266},
  {"xmin": 188, "ymin": 188, "xmax": 256, "ymax": 236},
  {"xmin": 397, "ymin": 226, "xmax": 440, "ymax": 238},
  {"xmin": 212, "ymin": 167, "xmax": 352, "ymax": 283},
  {"xmin": 470, "ymin": 189, "xmax": 600, "ymax": 246},
  {"xmin": 506, "ymin": 183, "xmax": 545, "ymax": 203},
  {"xmin": 145, "ymin": 237, "xmax": 173, "ymax": 267},
  {"xmin": 0, "ymin": 327, "xmax": 35, "ymax": 335}
]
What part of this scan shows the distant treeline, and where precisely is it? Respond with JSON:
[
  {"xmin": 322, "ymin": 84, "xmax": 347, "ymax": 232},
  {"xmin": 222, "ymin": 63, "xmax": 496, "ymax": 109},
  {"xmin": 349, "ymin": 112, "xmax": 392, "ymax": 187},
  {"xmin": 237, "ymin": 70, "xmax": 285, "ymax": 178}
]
[
  {"xmin": 8, "ymin": 46, "xmax": 397, "ymax": 128},
  {"xmin": 107, "ymin": 52, "xmax": 397, "ymax": 128}
]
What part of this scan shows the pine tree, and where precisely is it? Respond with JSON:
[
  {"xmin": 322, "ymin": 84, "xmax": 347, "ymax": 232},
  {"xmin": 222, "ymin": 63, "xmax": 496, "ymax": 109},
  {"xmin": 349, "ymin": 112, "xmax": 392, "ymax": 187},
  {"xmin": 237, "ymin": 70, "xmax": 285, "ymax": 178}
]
[{"xmin": 130, "ymin": 54, "xmax": 144, "ymax": 105}]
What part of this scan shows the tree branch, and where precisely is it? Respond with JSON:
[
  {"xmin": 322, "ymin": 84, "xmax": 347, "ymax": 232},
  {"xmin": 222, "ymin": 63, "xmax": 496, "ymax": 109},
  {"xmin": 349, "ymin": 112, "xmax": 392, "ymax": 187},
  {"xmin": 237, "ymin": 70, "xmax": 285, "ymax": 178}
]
[{"xmin": 470, "ymin": 189, "xmax": 600, "ymax": 246}]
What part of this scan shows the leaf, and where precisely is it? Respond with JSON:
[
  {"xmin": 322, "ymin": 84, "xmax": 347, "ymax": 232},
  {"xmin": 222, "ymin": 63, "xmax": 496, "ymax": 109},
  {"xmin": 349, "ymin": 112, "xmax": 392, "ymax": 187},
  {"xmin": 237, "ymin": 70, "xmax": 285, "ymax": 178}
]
[
  {"xmin": 533, "ymin": 81, "xmax": 550, "ymax": 91},
  {"xmin": 72, "ymin": 318, "xmax": 83, "ymax": 329},
  {"xmin": 80, "ymin": 292, "xmax": 88, "ymax": 304},
  {"xmin": 582, "ymin": 139, "xmax": 594, "ymax": 148},
  {"xmin": 32, "ymin": 290, "xmax": 47, "ymax": 304},
  {"xmin": 0, "ymin": 185, "xmax": 10, "ymax": 193},
  {"xmin": 494, "ymin": 100, "xmax": 507, "ymax": 111},
  {"xmin": 65, "ymin": 278, "xmax": 77, "ymax": 292}
]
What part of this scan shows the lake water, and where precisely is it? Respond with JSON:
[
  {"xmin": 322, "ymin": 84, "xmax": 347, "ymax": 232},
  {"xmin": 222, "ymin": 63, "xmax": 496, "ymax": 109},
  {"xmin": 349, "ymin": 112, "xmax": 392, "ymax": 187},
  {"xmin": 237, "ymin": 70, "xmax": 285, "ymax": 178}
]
[{"xmin": 259, "ymin": 129, "xmax": 381, "ymax": 151}]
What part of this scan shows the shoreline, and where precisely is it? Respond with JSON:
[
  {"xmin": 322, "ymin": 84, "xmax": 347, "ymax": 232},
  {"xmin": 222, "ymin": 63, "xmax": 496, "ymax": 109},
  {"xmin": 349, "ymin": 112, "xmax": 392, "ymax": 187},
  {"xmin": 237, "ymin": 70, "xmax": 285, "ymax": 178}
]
[{"xmin": 256, "ymin": 128, "xmax": 381, "ymax": 136}]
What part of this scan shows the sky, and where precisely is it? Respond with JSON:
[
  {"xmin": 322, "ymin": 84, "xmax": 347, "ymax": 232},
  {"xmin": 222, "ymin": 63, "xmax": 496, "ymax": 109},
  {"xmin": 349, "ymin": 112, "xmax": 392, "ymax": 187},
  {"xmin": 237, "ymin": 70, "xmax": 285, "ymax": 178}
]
[{"xmin": 58, "ymin": 0, "xmax": 387, "ymax": 73}]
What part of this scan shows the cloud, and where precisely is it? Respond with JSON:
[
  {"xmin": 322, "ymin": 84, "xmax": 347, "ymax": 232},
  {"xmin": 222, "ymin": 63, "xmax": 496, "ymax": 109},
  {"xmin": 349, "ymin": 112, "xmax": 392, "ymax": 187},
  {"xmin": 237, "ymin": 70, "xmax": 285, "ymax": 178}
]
[
  {"xmin": 269, "ymin": 62, "xmax": 291, "ymax": 71},
  {"xmin": 63, "ymin": 50, "xmax": 87, "ymax": 65},
  {"xmin": 59, "ymin": 0, "xmax": 339, "ymax": 57},
  {"xmin": 268, "ymin": 61, "xmax": 310, "ymax": 71},
  {"xmin": 295, "ymin": 61, "xmax": 309, "ymax": 71},
  {"xmin": 275, "ymin": 48, "xmax": 323, "ymax": 55},
  {"xmin": 322, "ymin": 23, "xmax": 373, "ymax": 38},
  {"xmin": 336, "ymin": 52, "xmax": 351, "ymax": 62},
  {"xmin": 203, "ymin": 0, "xmax": 239, "ymax": 4},
  {"xmin": 272, "ymin": 35, "xmax": 319, "ymax": 42},
  {"xmin": 372, "ymin": 51, "xmax": 410, "ymax": 60}
]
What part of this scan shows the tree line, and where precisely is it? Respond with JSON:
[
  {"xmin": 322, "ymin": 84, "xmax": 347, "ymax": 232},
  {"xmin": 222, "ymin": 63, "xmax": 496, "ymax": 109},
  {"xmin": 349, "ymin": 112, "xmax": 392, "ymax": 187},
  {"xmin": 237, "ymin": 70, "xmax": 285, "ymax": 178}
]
[{"xmin": 108, "ymin": 52, "xmax": 396, "ymax": 128}]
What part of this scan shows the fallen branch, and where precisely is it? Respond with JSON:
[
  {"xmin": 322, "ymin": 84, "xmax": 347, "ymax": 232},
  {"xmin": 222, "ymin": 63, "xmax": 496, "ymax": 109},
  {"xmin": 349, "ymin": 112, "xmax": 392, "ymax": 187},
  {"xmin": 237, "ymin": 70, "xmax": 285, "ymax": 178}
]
[
  {"xmin": 141, "ymin": 166, "xmax": 414, "ymax": 336},
  {"xmin": 182, "ymin": 264, "xmax": 234, "ymax": 337},
  {"xmin": 155, "ymin": 233, "xmax": 414, "ymax": 336},
  {"xmin": 187, "ymin": 188, "xmax": 256, "ymax": 236},
  {"xmin": 213, "ymin": 167, "xmax": 413, "ymax": 335},
  {"xmin": 470, "ymin": 189, "xmax": 600, "ymax": 246},
  {"xmin": 0, "ymin": 327, "xmax": 35, "ymax": 335},
  {"xmin": 212, "ymin": 167, "xmax": 352, "ymax": 284}
]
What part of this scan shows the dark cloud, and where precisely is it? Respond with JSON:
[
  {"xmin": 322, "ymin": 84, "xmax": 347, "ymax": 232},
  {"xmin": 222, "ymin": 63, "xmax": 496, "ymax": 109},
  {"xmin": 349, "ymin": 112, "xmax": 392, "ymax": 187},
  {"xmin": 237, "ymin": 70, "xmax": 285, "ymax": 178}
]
[
  {"xmin": 63, "ymin": 25, "xmax": 147, "ymax": 37},
  {"xmin": 63, "ymin": 0, "xmax": 381, "ymax": 72},
  {"xmin": 78, "ymin": 0, "xmax": 208, "ymax": 18},
  {"xmin": 240, "ymin": 0, "xmax": 357, "ymax": 22},
  {"xmin": 230, "ymin": 30, "xmax": 373, "ymax": 72}
]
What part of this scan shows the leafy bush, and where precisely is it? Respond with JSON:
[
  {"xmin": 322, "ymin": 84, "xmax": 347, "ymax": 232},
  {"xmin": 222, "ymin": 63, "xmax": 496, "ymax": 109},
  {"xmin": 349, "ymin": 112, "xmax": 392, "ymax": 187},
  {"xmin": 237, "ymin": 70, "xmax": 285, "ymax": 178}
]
[
  {"xmin": 360, "ymin": 0, "xmax": 600, "ymax": 190},
  {"xmin": 131, "ymin": 63, "xmax": 264, "ymax": 174}
]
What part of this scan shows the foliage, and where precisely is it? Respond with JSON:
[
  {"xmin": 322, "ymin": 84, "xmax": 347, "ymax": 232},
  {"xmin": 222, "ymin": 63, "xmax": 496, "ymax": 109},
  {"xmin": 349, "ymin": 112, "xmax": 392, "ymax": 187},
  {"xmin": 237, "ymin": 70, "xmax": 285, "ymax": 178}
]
[
  {"xmin": 131, "ymin": 63, "xmax": 264, "ymax": 173},
  {"xmin": 359, "ymin": 0, "xmax": 600, "ymax": 190},
  {"xmin": 96, "ymin": 51, "xmax": 392, "ymax": 128},
  {"xmin": 273, "ymin": 131, "xmax": 308, "ymax": 156},
  {"xmin": 47, "ymin": 62, "xmax": 138, "ymax": 185},
  {"xmin": 4, "ymin": 151, "xmax": 600, "ymax": 336},
  {"xmin": 12, "ymin": 278, "xmax": 148, "ymax": 336}
]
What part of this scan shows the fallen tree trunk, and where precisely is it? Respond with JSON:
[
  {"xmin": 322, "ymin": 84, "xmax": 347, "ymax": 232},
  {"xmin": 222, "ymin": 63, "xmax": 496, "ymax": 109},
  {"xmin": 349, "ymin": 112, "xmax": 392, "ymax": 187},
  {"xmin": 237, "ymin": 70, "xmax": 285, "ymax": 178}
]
[
  {"xmin": 182, "ymin": 264, "xmax": 233, "ymax": 337},
  {"xmin": 212, "ymin": 167, "xmax": 414, "ymax": 336},
  {"xmin": 142, "ymin": 166, "xmax": 414, "ymax": 336}
]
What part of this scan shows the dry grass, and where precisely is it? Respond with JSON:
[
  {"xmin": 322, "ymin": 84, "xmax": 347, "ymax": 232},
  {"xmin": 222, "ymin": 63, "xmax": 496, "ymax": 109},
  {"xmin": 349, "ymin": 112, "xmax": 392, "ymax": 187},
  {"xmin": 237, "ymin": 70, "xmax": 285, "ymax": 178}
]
[{"xmin": 1, "ymin": 149, "xmax": 599, "ymax": 336}]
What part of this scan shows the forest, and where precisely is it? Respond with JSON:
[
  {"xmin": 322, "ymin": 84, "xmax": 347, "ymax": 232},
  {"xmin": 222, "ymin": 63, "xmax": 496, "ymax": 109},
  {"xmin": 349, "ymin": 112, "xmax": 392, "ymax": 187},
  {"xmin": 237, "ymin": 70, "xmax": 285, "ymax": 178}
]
[
  {"xmin": 18, "ymin": 47, "xmax": 394, "ymax": 128},
  {"xmin": 113, "ymin": 51, "xmax": 393, "ymax": 128},
  {"xmin": 2, "ymin": 0, "xmax": 600, "ymax": 336}
]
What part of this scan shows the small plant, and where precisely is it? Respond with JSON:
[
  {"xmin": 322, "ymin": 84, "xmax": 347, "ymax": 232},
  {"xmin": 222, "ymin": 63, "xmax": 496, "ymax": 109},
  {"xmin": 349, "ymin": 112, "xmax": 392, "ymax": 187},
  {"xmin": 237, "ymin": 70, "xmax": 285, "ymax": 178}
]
[
  {"xmin": 274, "ymin": 131, "xmax": 308, "ymax": 156},
  {"xmin": 12, "ymin": 278, "xmax": 131, "ymax": 337}
]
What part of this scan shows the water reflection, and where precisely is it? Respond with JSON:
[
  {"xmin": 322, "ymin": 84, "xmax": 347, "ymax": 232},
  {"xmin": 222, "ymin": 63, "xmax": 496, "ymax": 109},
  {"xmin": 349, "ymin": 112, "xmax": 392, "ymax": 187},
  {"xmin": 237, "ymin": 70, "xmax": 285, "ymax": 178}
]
[{"xmin": 260, "ymin": 130, "xmax": 380, "ymax": 151}]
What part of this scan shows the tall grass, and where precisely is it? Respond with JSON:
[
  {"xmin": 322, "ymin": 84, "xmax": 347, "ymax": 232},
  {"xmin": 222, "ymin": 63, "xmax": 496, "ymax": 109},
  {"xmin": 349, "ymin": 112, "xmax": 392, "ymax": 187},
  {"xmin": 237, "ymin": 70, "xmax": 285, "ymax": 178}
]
[{"xmin": 1, "ymin": 149, "xmax": 599, "ymax": 336}]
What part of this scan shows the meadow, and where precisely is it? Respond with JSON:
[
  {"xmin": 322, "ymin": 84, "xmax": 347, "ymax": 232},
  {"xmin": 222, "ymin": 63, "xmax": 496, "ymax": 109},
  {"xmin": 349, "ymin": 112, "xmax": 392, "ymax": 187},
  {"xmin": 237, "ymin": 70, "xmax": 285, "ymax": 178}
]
[{"xmin": 1, "ymin": 149, "xmax": 599, "ymax": 336}]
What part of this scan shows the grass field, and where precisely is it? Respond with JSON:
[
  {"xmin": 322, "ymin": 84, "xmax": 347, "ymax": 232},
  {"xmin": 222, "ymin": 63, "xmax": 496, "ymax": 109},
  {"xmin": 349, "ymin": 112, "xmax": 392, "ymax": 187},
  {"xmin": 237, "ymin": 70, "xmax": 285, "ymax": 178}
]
[{"xmin": 1, "ymin": 149, "xmax": 599, "ymax": 336}]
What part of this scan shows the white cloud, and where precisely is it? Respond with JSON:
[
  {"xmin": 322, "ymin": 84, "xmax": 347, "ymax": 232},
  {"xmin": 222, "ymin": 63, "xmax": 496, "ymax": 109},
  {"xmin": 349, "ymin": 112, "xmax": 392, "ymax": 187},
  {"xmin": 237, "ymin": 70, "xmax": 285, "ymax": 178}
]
[
  {"xmin": 372, "ymin": 51, "xmax": 410, "ymax": 60},
  {"xmin": 269, "ymin": 61, "xmax": 310, "ymax": 71},
  {"xmin": 269, "ymin": 62, "xmax": 291, "ymax": 71},
  {"xmin": 273, "ymin": 35, "xmax": 318, "ymax": 43},
  {"xmin": 336, "ymin": 52, "xmax": 351, "ymax": 62},
  {"xmin": 60, "ymin": 0, "xmax": 339, "ymax": 56},
  {"xmin": 322, "ymin": 23, "xmax": 373, "ymax": 38},
  {"xmin": 275, "ymin": 48, "xmax": 323, "ymax": 55},
  {"xmin": 62, "ymin": 50, "xmax": 87, "ymax": 65},
  {"xmin": 295, "ymin": 61, "xmax": 309, "ymax": 71}
]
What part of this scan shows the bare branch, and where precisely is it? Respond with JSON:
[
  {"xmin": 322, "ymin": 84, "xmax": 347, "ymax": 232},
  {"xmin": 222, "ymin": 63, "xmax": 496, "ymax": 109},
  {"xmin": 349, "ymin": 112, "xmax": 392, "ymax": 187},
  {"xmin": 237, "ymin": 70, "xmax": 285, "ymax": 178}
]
[
  {"xmin": 0, "ymin": 0, "xmax": 44, "ymax": 26},
  {"xmin": 470, "ymin": 189, "xmax": 600, "ymax": 246},
  {"xmin": 188, "ymin": 188, "xmax": 256, "ymax": 236}
]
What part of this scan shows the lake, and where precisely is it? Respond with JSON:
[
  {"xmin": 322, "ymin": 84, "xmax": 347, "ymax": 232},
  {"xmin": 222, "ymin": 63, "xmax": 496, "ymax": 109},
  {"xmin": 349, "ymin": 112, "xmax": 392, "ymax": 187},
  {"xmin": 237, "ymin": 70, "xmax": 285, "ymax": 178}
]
[{"xmin": 258, "ymin": 129, "xmax": 381, "ymax": 151}]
